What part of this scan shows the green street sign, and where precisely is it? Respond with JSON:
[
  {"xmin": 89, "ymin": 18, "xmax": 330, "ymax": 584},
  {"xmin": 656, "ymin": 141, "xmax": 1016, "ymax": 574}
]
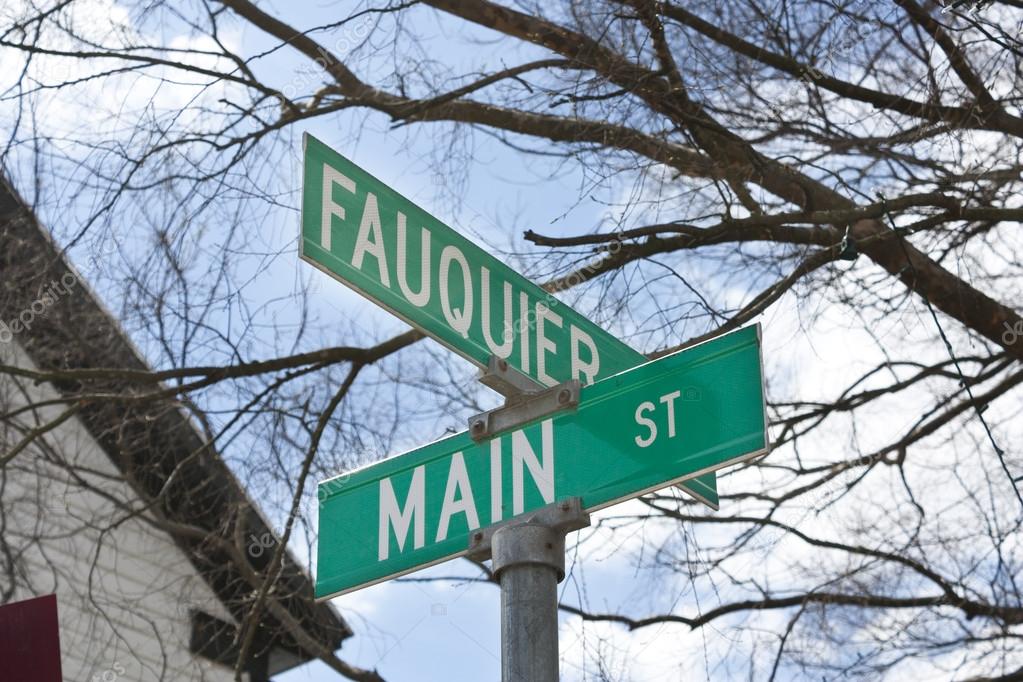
[
  {"xmin": 300, "ymin": 133, "xmax": 717, "ymax": 504},
  {"xmin": 315, "ymin": 325, "xmax": 765, "ymax": 599}
]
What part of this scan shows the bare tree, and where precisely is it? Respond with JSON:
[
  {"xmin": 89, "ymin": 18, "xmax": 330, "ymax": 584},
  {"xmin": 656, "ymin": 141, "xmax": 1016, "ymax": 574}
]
[{"xmin": 1, "ymin": 0, "xmax": 1022, "ymax": 679}]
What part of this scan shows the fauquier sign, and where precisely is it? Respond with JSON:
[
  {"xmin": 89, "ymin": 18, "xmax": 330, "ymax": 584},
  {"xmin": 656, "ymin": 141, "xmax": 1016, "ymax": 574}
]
[{"xmin": 300, "ymin": 133, "xmax": 642, "ymax": 387}]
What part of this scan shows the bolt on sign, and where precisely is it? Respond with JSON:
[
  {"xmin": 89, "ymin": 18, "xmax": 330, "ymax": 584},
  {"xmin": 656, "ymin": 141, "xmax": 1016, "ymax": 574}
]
[
  {"xmin": 300, "ymin": 133, "xmax": 717, "ymax": 505},
  {"xmin": 315, "ymin": 325, "xmax": 766, "ymax": 599}
]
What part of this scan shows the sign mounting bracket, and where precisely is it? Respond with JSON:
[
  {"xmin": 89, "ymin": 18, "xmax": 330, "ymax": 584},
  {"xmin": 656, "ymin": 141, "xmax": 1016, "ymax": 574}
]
[
  {"xmin": 466, "ymin": 497, "xmax": 590, "ymax": 563},
  {"xmin": 470, "ymin": 355, "xmax": 580, "ymax": 441},
  {"xmin": 476, "ymin": 355, "xmax": 545, "ymax": 398}
]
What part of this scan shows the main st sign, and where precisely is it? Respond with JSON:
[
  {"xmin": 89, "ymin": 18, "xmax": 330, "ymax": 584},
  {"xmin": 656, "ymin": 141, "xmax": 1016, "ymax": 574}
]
[
  {"xmin": 315, "ymin": 325, "xmax": 765, "ymax": 599},
  {"xmin": 302, "ymin": 135, "xmax": 766, "ymax": 601}
]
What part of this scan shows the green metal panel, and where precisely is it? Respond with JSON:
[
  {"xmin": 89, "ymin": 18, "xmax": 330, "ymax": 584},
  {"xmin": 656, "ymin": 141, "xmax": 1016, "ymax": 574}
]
[
  {"xmin": 301, "ymin": 133, "xmax": 640, "ymax": 385},
  {"xmin": 315, "ymin": 325, "xmax": 765, "ymax": 600},
  {"xmin": 300, "ymin": 133, "xmax": 717, "ymax": 504}
]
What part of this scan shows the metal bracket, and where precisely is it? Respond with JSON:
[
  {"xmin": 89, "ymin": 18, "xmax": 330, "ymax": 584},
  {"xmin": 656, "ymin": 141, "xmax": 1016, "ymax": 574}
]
[
  {"xmin": 477, "ymin": 356, "xmax": 545, "ymax": 398},
  {"xmin": 466, "ymin": 497, "xmax": 590, "ymax": 565},
  {"xmin": 469, "ymin": 378, "xmax": 580, "ymax": 441}
]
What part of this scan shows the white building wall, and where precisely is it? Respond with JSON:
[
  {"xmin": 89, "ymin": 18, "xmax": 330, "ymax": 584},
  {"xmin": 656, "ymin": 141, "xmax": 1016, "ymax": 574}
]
[{"xmin": 0, "ymin": 340, "xmax": 241, "ymax": 682}]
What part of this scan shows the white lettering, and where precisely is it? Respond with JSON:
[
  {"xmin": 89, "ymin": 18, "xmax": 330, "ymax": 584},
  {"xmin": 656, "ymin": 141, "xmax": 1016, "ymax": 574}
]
[
  {"xmin": 512, "ymin": 420, "xmax": 555, "ymax": 514},
  {"xmin": 436, "ymin": 452, "xmax": 480, "ymax": 542},
  {"xmin": 490, "ymin": 439, "xmax": 503, "ymax": 524},
  {"xmin": 439, "ymin": 245, "xmax": 473, "ymax": 337},
  {"xmin": 519, "ymin": 292, "xmax": 531, "ymax": 374},
  {"xmin": 481, "ymin": 267, "xmax": 514, "ymax": 358},
  {"xmin": 535, "ymin": 303, "xmax": 563, "ymax": 387},
  {"xmin": 321, "ymin": 165, "xmax": 355, "ymax": 251},
  {"xmin": 378, "ymin": 467, "xmax": 425, "ymax": 560},
  {"xmin": 659, "ymin": 390, "xmax": 681, "ymax": 439},
  {"xmin": 570, "ymin": 326, "xmax": 600, "ymax": 385},
  {"xmin": 634, "ymin": 401, "xmax": 657, "ymax": 448},
  {"xmin": 396, "ymin": 213, "xmax": 431, "ymax": 306},
  {"xmin": 352, "ymin": 193, "xmax": 392, "ymax": 287}
]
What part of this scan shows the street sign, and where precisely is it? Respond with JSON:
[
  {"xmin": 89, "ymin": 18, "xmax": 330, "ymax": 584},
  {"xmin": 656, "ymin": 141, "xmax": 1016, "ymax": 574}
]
[
  {"xmin": 302, "ymin": 133, "xmax": 642, "ymax": 387},
  {"xmin": 315, "ymin": 325, "xmax": 765, "ymax": 599},
  {"xmin": 300, "ymin": 133, "xmax": 717, "ymax": 504}
]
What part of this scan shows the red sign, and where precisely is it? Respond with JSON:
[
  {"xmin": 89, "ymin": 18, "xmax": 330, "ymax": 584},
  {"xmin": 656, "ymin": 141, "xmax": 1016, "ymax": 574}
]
[{"xmin": 0, "ymin": 594, "xmax": 63, "ymax": 682}]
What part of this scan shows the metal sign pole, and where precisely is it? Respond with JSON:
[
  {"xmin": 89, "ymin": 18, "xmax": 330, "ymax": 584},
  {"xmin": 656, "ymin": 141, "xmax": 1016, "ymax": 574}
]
[
  {"xmin": 470, "ymin": 499, "xmax": 590, "ymax": 682},
  {"xmin": 494, "ymin": 522, "xmax": 565, "ymax": 682}
]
